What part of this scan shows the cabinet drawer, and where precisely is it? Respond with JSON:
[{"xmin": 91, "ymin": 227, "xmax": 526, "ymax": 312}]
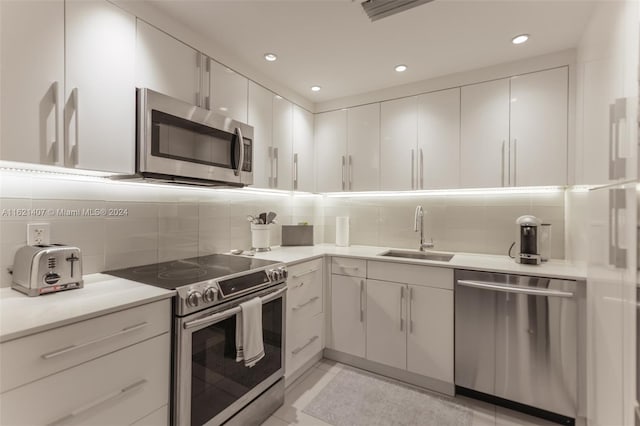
[
  {"xmin": 367, "ymin": 261, "xmax": 453, "ymax": 290},
  {"xmin": 331, "ymin": 257, "xmax": 366, "ymax": 277},
  {"xmin": 288, "ymin": 260, "xmax": 323, "ymax": 320},
  {"xmin": 286, "ymin": 314, "xmax": 323, "ymax": 377},
  {"xmin": 0, "ymin": 333, "xmax": 170, "ymax": 426},
  {"xmin": 132, "ymin": 405, "xmax": 168, "ymax": 426},
  {"xmin": 0, "ymin": 299, "xmax": 170, "ymax": 393}
]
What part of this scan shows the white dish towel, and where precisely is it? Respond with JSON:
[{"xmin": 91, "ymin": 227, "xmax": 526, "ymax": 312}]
[{"xmin": 235, "ymin": 297, "xmax": 265, "ymax": 367}]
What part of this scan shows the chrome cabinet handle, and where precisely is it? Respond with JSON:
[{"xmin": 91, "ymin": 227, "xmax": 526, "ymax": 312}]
[
  {"xmin": 292, "ymin": 296, "xmax": 319, "ymax": 311},
  {"xmin": 47, "ymin": 379, "xmax": 147, "ymax": 426},
  {"xmin": 66, "ymin": 88, "xmax": 80, "ymax": 166},
  {"xmin": 195, "ymin": 53, "xmax": 202, "ymax": 107},
  {"xmin": 512, "ymin": 139, "xmax": 517, "ymax": 186},
  {"xmin": 293, "ymin": 153, "xmax": 299, "ymax": 190},
  {"xmin": 399, "ymin": 286, "xmax": 404, "ymax": 331},
  {"xmin": 609, "ymin": 188, "xmax": 628, "ymax": 268},
  {"xmin": 411, "ymin": 149, "xmax": 415, "ymax": 189},
  {"xmin": 268, "ymin": 146, "xmax": 274, "ymax": 187},
  {"xmin": 419, "ymin": 148, "xmax": 424, "ymax": 189},
  {"xmin": 359, "ymin": 280, "xmax": 364, "ymax": 322},
  {"xmin": 501, "ymin": 140, "xmax": 506, "ymax": 187},
  {"xmin": 292, "ymin": 335, "xmax": 319, "ymax": 356},
  {"xmin": 409, "ymin": 287, "xmax": 414, "ymax": 333},
  {"xmin": 184, "ymin": 286, "xmax": 287, "ymax": 330},
  {"xmin": 341, "ymin": 156, "xmax": 346, "ymax": 191},
  {"xmin": 609, "ymin": 99, "xmax": 628, "ymax": 180},
  {"xmin": 52, "ymin": 81, "xmax": 60, "ymax": 164},
  {"xmin": 273, "ymin": 147, "xmax": 279, "ymax": 188},
  {"xmin": 456, "ymin": 280, "xmax": 574, "ymax": 298},
  {"xmin": 41, "ymin": 322, "xmax": 148, "ymax": 360},
  {"xmin": 291, "ymin": 267, "xmax": 319, "ymax": 279},
  {"xmin": 348, "ymin": 155, "xmax": 353, "ymax": 191},
  {"xmin": 234, "ymin": 127, "xmax": 244, "ymax": 177},
  {"xmin": 507, "ymin": 138, "xmax": 511, "ymax": 186}
]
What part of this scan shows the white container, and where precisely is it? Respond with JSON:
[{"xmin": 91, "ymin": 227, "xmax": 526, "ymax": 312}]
[
  {"xmin": 336, "ymin": 216, "xmax": 350, "ymax": 247},
  {"xmin": 251, "ymin": 224, "xmax": 271, "ymax": 251}
]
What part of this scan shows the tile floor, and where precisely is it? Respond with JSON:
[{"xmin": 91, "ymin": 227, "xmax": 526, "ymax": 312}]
[{"xmin": 261, "ymin": 359, "xmax": 560, "ymax": 426}]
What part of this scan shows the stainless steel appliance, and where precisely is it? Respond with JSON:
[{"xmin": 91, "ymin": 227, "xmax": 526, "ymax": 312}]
[
  {"xmin": 455, "ymin": 269, "xmax": 585, "ymax": 425},
  {"xmin": 133, "ymin": 88, "xmax": 254, "ymax": 187},
  {"xmin": 11, "ymin": 244, "xmax": 83, "ymax": 296},
  {"xmin": 515, "ymin": 215, "xmax": 542, "ymax": 265},
  {"xmin": 105, "ymin": 254, "xmax": 288, "ymax": 425}
]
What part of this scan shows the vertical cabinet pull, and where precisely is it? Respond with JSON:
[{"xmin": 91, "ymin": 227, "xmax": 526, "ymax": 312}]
[
  {"xmin": 512, "ymin": 139, "xmax": 517, "ymax": 186},
  {"xmin": 411, "ymin": 149, "xmax": 415, "ymax": 189},
  {"xmin": 409, "ymin": 287, "xmax": 414, "ymax": 333},
  {"xmin": 501, "ymin": 140, "xmax": 506, "ymax": 187},
  {"xmin": 359, "ymin": 280, "xmax": 364, "ymax": 322},
  {"xmin": 609, "ymin": 99, "xmax": 628, "ymax": 180},
  {"xmin": 273, "ymin": 147, "xmax": 279, "ymax": 188},
  {"xmin": 348, "ymin": 155, "xmax": 353, "ymax": 191},
  {"xmin": 507, "ymin": 138, "xmax": 511, "ymax": 186},
  {"xmin": 419, "ymin": 148, "xmax": 424, "ymax": 189},
  {"xmin": 341, "ymin": 156, "xmax": 346, "ymax": 191},
  {"xmin": 52, "ymin": 81, "xmax": 60, "ymax": 165},
  {"xmin": 66, "ymin": 88, "xmax": 80, "ymax": 167},
  {"xmin": 399, "ymin": 286, "xmax": 404, "ymax": 331},
  {"xmin": 195, "ymin": 53, "xmax": 202, "ymax": 107},
  {"xmin": 293, "ymin": 153, "xmax": 299, "ymax": 190},
  {"xmin": 609, "ymin": 188, "xmax": 628, "ymax": 268},
  {"xmin": 268, "ymin": 147, "xmax": 274, "ymax": 187}
]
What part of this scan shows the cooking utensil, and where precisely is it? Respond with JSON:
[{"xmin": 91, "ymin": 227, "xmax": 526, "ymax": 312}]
[
  {"xmin": 267, "ymin": 212, "xmax": 277, "ymax": 224},
  {"xmin": 259, "ymin": 213, "xmax": 267, "ymax": 224}
]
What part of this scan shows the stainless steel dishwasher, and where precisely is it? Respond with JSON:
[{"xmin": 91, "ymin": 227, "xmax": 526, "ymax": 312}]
[{"xmin": 455, "ymin": 269, "xmax": 585, "ymax": 426}]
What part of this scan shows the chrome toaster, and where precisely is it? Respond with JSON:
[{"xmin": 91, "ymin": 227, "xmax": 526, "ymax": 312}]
[{"xmin": 11, "ymin": 244, "xmax": 83, "ymax": 296}]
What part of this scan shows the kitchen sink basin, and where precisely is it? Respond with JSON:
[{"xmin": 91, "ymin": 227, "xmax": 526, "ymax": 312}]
[{"xmin": 378, "ymin": 250, "xmax": 454, "ymax": 262}]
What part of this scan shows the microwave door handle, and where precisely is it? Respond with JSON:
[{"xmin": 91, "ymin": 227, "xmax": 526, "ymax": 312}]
[{"xmin": 235, "ymin": 127, "xmax": 244, "ymax": 177}]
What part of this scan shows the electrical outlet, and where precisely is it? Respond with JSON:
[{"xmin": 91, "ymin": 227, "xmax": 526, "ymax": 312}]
[{"xmin": 27, "ymin": 223, "xmax": 50, "ymax": 246}]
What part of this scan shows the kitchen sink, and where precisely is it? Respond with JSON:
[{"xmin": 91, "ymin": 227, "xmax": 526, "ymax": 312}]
[{"xmin": 378, "ymin": 250, "xmax": 454, "ymax": 262}]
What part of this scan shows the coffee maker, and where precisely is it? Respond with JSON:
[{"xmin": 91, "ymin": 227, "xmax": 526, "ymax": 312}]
[{"xmin": 515, "ymin": 215, "xmax": 542, "ymax": 265}]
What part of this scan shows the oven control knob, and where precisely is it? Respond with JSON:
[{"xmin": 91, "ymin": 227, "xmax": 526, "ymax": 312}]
[
  {"xmin": 267, "ymin": 268, "xmax": 278, "ymax": 281},
  {"xmin": 203, "ymin": 287, "xmax": 217, "ymax": 303},
  {"xmin": 186, "ymin": 291, "xmax": 202, "ymax": 307},
  {"xmin": 278, "ymin": 266, "xmax": 288, "ymax": 279}
]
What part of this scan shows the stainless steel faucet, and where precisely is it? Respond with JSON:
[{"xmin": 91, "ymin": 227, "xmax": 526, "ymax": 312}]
[{"xmin": 414, "ymin": 205, "xmax": 434, "ymax": 251}]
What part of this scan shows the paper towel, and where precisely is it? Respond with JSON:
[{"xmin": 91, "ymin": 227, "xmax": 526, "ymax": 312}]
[{"xmin": 336, "ymin": 216, "xmax": 350, "ymax": 247}]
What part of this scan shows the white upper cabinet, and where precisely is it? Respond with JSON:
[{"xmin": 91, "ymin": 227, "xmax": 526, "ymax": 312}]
[
  {"xmin": 417, "ymin": 88, "xmax": 460, "ymax": 189},
  {"xmin": 136, "ymin": 20, "xmax": 200, "ymax": 106},
  {"xmin": 293, "ymin": 105, "xmax": 315, "ymax": 192},
  {"xmin": 460, "ymin": 79, "xmax": 510, "ymax": 188},
  {"xmin": 272, "ymin": 96, "xmax": 293, "ymax": 190},
  {"xmin": 380, "ymin": 97, "xmax": 418, "ymax": 191},
  {"xmin": 65, "ymin": 0, "xmax": 135, "ymax": 173},
  {"xmin": 315, "ymin": 110, "xmax": 348, "ymax": 193},
  {"xmin": 248, "ymin": 81, "xmax": 273, "ymax": 189},
  {"xmin": 1, "ymin": 1, "xmax": 64, "ymax": 166},
  {"xmin": 510, "ymin": 67, "xmax": 568, "ymax": 186},
  {"xmin": 210, "ymin": 61, "xmax": 248, "ymax": 123},
  {"xmin": 347, "ymin": 104, "xmax": 380, "ymax": 191}
]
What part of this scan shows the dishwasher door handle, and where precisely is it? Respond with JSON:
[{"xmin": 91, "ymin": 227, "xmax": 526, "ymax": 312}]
[{"xmin": 456, "ymin": 280, "xmax": 574, "ymax": 298}]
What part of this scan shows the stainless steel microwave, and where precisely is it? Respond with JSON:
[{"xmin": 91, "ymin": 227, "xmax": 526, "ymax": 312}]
[{"xmin": 136, "ymin": 88, "xmax": 253, "ymax": 187}]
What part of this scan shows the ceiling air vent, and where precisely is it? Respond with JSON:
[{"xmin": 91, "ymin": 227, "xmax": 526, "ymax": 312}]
[{"xmin": 361, "ymin": 0, "xmax": 435, "ymax": 22}]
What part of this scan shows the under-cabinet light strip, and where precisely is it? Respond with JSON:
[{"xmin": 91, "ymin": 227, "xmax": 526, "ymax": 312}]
[{"xmin": 323, "ymin": 186, "xmax": 566, "ymax": 197}]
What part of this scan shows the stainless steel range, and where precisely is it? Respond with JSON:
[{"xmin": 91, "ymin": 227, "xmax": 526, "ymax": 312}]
[{"xmin": 105, "ymin": 254, "xmax": 288, "ymax": 426}]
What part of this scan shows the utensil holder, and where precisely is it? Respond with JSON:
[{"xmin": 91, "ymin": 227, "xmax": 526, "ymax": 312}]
[{"xmin": 251, "ymin": 224, "xmax": 271, "ymax": 251}]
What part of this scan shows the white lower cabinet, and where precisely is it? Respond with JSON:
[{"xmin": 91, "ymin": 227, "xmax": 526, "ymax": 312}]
[
  {"xmin": 131, "ymin": 405, "xmax": 168, "ymax": 426},
  {"xmin": 0, "ymin": 300, "xmax": 171, "ymax": 426},
  {"xmin": 366, "ymin": 279, "xmax": 406, "ymax": 369},
  {"xmin": 328, "ymin": 274, "xmax": 366, "ymax": 358},
  {"xmin": 285, "ymin": 259, "xmax": 324, "ymax": 381}
]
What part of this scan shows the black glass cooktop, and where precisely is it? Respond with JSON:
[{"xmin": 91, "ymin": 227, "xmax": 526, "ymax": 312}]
[{"xmin": 104, "ymin": 254, "xmax": 281, "ymax": 290}]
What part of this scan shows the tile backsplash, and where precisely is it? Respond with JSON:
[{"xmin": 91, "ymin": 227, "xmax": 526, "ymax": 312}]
[{"xmin": 0, "ymin": 169, "xmax": 567, "ymax": 287}]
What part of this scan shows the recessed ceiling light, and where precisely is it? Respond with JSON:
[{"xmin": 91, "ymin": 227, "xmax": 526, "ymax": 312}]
[
  {"xmin": 311, "ymin": 86, "xmax": 321, "ymax": 92},
  {"xmin": 511, "ymin": 34, "xmax": 529, "ymax": 45},
  {"xmin": 395, "ymin": 64, "xmax": 407, "ymax": 72},
  {"xmin": 264, "ymin": 53, "xmax": 277, "ymax": 62}
]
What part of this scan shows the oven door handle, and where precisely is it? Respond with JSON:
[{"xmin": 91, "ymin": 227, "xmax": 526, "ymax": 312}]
[
  {"xmin": 183, "ymin": 287, "xmax": 287, "ymax": 330},
  {"xmin": 234, "ymin": 127, "xmax": 244, "ymax": 177}
]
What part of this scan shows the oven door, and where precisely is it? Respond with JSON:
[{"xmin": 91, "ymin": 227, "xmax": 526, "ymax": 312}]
[
  {"xmin": 174, "ymin": 285, "xmax": 286, "ymax": 426},
  {"xmin": 138, "ymin": 88, "xmax": 253, "ymax": 186}
]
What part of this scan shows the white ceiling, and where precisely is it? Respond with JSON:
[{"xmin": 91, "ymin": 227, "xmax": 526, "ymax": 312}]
[{"xmin": 148, "ymin": 0, "xmax": 596, "ymax": 104}]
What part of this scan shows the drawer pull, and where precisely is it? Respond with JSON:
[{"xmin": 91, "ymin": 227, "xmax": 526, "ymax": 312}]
[
  {"xmin": 41, "ymin": 322, "xmax": 148, "ymax": 360},
  {"xmin": 47, "ymin": 379, "xmax": 147, "ymax": 426},
  {"xmin": 292, "ymin": 296, "xmax": 319, "ymax": 311},
  {"xmin": 292, "ymin": 335, "xmax": 319, "ymax": 356},
  {"xmin": 291, "ymin": 267, "xmax": 319, "ymax": 279}
]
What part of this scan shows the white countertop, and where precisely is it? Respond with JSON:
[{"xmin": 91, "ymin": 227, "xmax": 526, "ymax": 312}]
[
  {"xmin": 250, "ymin": 244, "xmax": 587, "ymax": 281},
  {"xmin": 0, "ymin": 274, "xmax": 174, "ymax": 343}
]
